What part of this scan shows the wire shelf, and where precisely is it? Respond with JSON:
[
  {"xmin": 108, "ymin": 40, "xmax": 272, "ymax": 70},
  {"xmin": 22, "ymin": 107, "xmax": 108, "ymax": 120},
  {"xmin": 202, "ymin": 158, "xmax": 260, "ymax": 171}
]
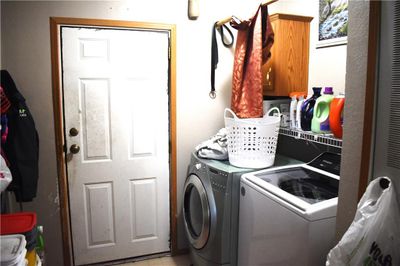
[{"xmin": 279, "ymin": 127, "xmax": 342, "ymax": 148}]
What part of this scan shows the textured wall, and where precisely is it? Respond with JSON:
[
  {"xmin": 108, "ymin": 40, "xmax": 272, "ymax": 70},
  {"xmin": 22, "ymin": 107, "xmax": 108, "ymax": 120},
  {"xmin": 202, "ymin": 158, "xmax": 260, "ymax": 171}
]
[{"xmin": 336, "ymin": 0, "xmax": 370, "ymax": 239}]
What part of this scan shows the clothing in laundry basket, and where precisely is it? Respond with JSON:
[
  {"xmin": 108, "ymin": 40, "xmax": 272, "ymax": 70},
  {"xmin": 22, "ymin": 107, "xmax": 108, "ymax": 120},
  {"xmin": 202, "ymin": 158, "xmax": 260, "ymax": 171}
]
[
  {"xmin": 231, "ymin": 4, "xmax": 274, "ymax": 118},
  {"xmin": 195, "ymin": 128, "xmax": 228, "ymax": 160}
]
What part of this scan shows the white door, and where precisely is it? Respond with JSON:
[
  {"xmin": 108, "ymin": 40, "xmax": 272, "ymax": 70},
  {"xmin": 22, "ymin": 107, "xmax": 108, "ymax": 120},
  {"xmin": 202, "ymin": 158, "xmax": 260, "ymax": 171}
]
[{"xmin": 61, "ymin": 26, "xmax": 170, "ymax": 265}]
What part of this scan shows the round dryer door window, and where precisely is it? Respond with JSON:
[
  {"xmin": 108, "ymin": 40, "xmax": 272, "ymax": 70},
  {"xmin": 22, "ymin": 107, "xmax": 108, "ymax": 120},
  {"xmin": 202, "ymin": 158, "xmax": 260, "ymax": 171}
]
[{"xmin": 183, "ymin": 174, "xmax": 210, "ymax": 249}]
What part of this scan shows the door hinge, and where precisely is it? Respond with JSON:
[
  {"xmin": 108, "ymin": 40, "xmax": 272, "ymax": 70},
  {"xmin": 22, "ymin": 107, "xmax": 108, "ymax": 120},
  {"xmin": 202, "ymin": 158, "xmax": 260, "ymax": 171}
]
[{"xmin": 63, "ymin": 144, "xmax": 67, "ymax": 153}]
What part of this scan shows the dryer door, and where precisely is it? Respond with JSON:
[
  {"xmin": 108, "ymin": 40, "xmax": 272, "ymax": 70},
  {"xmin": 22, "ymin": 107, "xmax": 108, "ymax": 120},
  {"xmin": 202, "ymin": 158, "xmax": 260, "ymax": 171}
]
[{"xmin": 183, "ymin": 174, "xmax": 210, "ymax": 249}]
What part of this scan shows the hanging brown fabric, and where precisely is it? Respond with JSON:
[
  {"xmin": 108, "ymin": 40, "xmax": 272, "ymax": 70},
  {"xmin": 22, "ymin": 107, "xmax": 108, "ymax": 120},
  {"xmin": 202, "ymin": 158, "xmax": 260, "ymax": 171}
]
[{"xmin": 230, "ymin": 4, "xmax": 274, "ymax": 118}]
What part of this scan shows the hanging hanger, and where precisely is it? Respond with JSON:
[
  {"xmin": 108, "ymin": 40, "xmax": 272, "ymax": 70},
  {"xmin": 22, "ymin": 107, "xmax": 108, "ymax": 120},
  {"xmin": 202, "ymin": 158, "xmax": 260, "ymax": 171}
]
[{"xmin": 215, "ymin": 0, "xmax": 279, "ymax": 27}]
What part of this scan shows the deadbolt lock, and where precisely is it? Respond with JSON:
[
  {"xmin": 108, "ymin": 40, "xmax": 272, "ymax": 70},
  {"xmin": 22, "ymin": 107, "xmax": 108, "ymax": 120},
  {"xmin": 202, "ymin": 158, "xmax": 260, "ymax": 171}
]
[
  {"xmin": 69, "ymin": 127, "xmax": 79, "ymax": 137},
  {"xmin": 70, "ymin": 144, "xmax": 80, "ymax": 154}
]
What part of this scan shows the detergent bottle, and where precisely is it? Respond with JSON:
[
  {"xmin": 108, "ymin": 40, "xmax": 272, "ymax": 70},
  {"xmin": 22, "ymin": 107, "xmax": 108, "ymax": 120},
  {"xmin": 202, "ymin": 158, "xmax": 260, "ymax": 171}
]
[
  {"xmin": 311, "ymin": 87, "xmax": 334, "ymax": 133},
  {"xmin": 301, "ymin": 87, "xmax": 322, "ymax": 131},
  {"xmin": 289, "ymin": 92, "xmax": 307, "ymax": 128},
  {"xmin": 329, "ymin": 93, "xmax": 345, "ymax": 138}
]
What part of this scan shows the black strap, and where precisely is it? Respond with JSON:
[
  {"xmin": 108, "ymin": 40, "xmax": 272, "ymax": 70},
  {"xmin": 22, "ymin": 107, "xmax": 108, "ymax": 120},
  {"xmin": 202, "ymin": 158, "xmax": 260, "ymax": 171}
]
[{"xmin": 210, "ymin": 22, "xmax": 234, "ymax": 99}]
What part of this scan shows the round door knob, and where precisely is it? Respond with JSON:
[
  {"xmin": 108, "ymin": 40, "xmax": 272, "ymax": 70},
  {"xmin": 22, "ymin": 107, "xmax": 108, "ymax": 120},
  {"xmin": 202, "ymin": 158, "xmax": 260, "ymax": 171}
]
[
  {"xmin": 70, "ymin": 144, "xmax": 80, "ymax": 154},
  {"xmin": 69, "ymin": 127, "xmax": 79, "ymax": 137}
]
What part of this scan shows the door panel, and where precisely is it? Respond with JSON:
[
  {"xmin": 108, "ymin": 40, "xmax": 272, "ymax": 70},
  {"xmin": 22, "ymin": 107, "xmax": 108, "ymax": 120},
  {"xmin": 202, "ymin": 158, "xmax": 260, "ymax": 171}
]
[
  {"xmin": 61, "ymin": 26, "xmax": 170, "ymax": 265},
  {"xmin": 80, "ymin": 78, "xmax": 112, "ymax": 161},
  {"xmin": 128, "ymin": 79, "xmax": 158, "ymax": 158},
  {"xmin": 130, "ymin": 178, "xmax": 157, "ymax": 239},
  {"xmin": 84, "ymin": 182, "xmax": 115, "ymax": 247},
  {"xmin": 80, "ymin": 38, "xmax": 109, "ymax": 59}
]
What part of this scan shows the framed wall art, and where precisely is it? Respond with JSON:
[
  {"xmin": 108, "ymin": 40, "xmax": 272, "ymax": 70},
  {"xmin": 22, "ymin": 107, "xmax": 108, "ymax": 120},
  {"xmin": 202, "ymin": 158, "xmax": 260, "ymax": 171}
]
[{"xmin": 317, "ymin": 0, "xmax": 348, "ymax": 48}]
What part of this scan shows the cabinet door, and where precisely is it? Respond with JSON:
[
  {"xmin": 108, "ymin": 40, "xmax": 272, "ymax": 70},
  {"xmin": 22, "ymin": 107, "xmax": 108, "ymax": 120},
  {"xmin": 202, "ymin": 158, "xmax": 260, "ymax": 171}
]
[{"xmin": 263, "ymin": 14, "xmax": 312, "ymax": 97}]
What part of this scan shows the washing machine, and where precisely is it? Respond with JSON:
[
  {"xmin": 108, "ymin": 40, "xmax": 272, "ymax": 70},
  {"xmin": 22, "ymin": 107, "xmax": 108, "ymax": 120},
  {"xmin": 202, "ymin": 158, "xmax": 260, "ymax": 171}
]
[
  {"xmin": 183, "ymin": 152, "xmax": 252, "ymax": 266},
  {"xmin": 238, "ymin": 152, "xmax": 341, "ymax": 266}
]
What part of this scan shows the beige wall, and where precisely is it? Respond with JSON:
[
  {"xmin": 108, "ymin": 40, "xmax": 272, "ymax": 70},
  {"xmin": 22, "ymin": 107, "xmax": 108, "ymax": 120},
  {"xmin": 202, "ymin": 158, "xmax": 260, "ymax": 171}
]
[
  {"xmin": 1, "ymin": 1, "xmax": 348, "ymax": 265},
  {"xmin": 336, "ymin": 0, "xmax": 371, "ymax": 239}
]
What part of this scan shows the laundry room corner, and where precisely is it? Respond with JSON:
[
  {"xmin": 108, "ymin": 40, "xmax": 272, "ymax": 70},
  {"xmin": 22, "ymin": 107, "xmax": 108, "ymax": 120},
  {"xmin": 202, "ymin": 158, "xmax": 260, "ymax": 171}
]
[
  {"xmin": 1, "ymin": 0, "xmax": 269, "ymax": 263},
  {"xmin": 1, "ymin": 0, "xmax": 388, "ymax": 265}
]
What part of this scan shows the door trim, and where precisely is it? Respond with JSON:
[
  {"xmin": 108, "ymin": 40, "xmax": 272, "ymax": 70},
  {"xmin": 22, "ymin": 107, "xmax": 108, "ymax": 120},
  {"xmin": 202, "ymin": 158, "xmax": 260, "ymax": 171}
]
[{"xmin": 50, "ymin": 17, "xmax": 177, "ymax": 266}]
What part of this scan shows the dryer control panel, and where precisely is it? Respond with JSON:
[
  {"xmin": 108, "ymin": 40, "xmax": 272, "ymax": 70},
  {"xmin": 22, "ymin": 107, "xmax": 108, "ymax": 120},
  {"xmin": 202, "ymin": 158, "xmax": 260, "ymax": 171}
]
[{"xmin": 209, "ymin": 167, "xmax": 228, "ymax": 193}]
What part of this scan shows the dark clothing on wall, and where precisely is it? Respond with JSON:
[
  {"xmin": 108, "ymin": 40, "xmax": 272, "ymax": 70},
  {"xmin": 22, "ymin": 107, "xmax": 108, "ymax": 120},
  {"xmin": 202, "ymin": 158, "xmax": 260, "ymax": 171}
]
[{"xmin": 0, "ymin": 70, "xmax": 39, "ymax": 202}]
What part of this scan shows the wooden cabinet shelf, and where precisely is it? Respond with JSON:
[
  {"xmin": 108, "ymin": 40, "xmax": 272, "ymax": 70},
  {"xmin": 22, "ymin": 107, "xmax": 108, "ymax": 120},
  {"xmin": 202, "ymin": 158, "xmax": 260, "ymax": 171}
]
[{"xmin": 263, "ymin": 13, "xmax": 313, "ymax": 96}]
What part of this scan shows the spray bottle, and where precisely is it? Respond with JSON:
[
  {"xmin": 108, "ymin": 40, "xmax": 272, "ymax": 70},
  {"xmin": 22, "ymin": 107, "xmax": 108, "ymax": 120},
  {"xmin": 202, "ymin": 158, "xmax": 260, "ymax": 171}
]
[
  {"xmin": 289, "ymin": 95, "xmax": 297, "ymax": 128},
  {"xmin": 296, "ymin": 95, "xmax": 304, "ymax": 129}
]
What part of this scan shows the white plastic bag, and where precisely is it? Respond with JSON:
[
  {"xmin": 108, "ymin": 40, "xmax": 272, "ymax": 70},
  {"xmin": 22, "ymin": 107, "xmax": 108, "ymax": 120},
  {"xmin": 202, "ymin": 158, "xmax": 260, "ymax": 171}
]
[{"xmin": 326, "ymin": 177, "xmax": 400, "ymax": 266}]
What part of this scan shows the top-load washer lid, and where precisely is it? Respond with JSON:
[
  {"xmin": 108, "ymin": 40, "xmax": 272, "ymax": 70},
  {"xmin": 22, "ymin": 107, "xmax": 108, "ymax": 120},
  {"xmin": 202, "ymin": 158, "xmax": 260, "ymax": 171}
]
[
  {"xmin": 255, "ymin": 167, "xmax": 338, "ymax": 204},
  {"xmin": 241, "ymin": 153, "xmax": 341, "ymax": 219}
]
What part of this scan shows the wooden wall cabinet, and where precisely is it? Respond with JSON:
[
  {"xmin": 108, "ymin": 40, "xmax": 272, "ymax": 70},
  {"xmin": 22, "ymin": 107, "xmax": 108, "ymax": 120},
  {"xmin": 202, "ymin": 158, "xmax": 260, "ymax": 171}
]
[{"xmin": 263, "ymin": 13, "xmax": 313, "ymax": 96}]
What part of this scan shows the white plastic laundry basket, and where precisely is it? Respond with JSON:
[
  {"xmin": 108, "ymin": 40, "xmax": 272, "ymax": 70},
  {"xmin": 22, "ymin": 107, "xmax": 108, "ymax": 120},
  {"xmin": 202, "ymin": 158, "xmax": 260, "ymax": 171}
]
[{"xmin": 224, "ymin": 108, "xmax": 281, "ymax": 168}]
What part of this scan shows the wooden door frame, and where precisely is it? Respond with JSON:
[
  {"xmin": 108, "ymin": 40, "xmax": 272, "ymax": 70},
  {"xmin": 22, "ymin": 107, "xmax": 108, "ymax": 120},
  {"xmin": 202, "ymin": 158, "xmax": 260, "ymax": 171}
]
[{"xmin": 50, "ymin": 17, "xmax": 177, "ymax": 266}]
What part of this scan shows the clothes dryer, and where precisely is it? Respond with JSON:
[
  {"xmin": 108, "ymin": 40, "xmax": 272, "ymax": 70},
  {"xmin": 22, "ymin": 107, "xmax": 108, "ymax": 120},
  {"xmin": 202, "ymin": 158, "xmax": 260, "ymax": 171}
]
[{"xmin": 183, "ymin": 153, "xmax": 251, "ymax": 266}]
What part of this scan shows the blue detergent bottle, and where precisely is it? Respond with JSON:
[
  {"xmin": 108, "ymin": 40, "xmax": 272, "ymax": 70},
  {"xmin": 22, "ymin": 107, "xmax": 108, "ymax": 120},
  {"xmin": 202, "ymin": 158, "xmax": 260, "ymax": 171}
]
[{"xmin": 300, "ymin": 87, "xmax": 322, "ymax": 131}]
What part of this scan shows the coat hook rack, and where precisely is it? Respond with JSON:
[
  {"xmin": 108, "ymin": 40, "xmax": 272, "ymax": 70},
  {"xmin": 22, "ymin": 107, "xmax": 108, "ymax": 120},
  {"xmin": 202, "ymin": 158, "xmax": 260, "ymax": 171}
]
[{"xmin": 216, "ymin": 0, "xmax": 279, "ymax": 27}]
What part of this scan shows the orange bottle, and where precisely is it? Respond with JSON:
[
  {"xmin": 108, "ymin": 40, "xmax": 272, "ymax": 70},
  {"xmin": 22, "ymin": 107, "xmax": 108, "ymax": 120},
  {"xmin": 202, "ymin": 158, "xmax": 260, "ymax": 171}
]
[{"xmin": 329, "ymin": 94, "xmax": 345, "ymax": 138}]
